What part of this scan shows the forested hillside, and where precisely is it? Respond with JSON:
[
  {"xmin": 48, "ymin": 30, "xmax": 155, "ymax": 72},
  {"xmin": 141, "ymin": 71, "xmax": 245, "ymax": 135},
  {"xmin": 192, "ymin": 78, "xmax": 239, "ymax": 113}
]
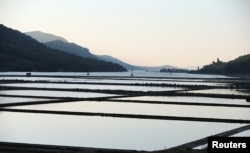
[
  {"xmin": 45, "ymin": 40, "xmax": 96, "ymax": 59},
  {"xmin": 0, "ymin": 24, "xmax": 127, "ymax": 72},
  {"xmin": 198, "ymin": 54, "xmax": 250, "ymax": 74}
]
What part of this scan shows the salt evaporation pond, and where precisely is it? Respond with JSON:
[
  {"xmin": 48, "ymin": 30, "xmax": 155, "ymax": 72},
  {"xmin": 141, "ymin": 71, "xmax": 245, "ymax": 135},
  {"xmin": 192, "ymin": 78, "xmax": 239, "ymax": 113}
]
[
  {"xmin": 0, "ymin": 71, "xmax": 231, "ymax": 78},
  {"xmin": 0, "ymin": 72, "xmax": 248, "ymax": 151},
  {"xmin": 8, "ymin": 101, "xmax": 250, "ymax": 120},
  {"xmin": 0, "ymin": 112, "xmax": 245, "ymax": 151},
  {"xmin": 0, "ymin": 83, "xmax": 183, "ymax": 92},
  {"xmin": 0, "ymin": 96, "xmax": 52, "ymax": 104},
  {"xmin": 0, "ymin": 90, "xmax": 117, "ymax": 98},
  {"xmin": 114, "ymin": 96, "xmax": 250, "ymax": 105},
  {"xmin": 185, "ymin": 88, "xmax": 250, "ymax": 96}
]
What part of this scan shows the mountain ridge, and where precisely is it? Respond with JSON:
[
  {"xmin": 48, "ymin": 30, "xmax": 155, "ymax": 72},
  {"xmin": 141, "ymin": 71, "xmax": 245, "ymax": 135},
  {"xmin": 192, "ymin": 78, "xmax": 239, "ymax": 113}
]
[
  {"xmin": 0, "ymin": 24, "xmax": 127, "ymax": 72},
  {"xmin": 26, "ymin": 31, "xmax": 178, "ymax": 71},
  {"xmin": 197, "ymin": 54, "xmax": 250, "ymax": 74},
  {"xmin": 45, "ymin": 40, "xmax": 96, "ymax": 59},
  {"xmin": 96, "ymin": 55, "xmax": 145, "ymax": 70},
  {"xmin": 25, "ymin": 31, "xmax": 68, "ymax": 43}
]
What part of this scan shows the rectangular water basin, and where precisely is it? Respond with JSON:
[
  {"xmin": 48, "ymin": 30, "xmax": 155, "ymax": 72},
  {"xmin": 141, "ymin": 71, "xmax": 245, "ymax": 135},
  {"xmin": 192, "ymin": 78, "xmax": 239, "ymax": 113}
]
[
  {"xmin": 0, "ymin": 90, "xmax": 118, "ymax": 98},
  {"xmin": 1, "ymin": 83, "xmax": 183, "ymax": 92},
  {"xmin": 0, "ymin": 96, "xmax": 52, "ymax": 105},
  {"xmin": 7, "ymin": 101, "xmax": 250, "ymax": 120},
  {"xmin": 0, "ymin": 112, "xmax": 245, "ymax": 151},
  {"xmin": 113, "ymin": 96, "xmax": 250, "ymax": 105}
]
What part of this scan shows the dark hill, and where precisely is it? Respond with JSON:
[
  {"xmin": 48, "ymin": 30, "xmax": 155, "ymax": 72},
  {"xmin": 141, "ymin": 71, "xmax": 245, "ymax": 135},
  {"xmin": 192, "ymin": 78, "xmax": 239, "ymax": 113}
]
[
  {"xmin": 97, "ymin": 55, "xmax": 145, "ymax": 70},
  {"xmin": 26, "ymin": 31, "xmax": 147, "ymax": 70},
  {"xmin": 0, "ymin": 24, "xmax": 127, "ymax": 72},
  {"xmin": 45, "ymin": 40, "xmax": 95, "ymax": 58},
  {"xmin": 26, "ymin": 30, "xmax": 178, "ymax": 71},
  {"xmin": 198, "ymin": 54, "xmax": 250, "ymax": 74}
]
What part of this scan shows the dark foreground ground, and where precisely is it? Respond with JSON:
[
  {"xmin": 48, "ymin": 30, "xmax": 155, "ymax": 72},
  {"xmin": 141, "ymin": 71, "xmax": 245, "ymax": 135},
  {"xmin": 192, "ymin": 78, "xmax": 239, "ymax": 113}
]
[{"xmin": 0, "ymin": 142, "xmax": 206, "ymax": 153}]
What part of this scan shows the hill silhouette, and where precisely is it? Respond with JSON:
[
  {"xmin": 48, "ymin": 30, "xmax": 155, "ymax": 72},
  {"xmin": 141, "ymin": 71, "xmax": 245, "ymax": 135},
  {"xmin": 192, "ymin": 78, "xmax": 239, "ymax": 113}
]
[
  {"xmin": 26, "ymin": 30, "xmax": 180, "ymax": 71},
  {"xmin": 26, "ymin": 31, "xmax": 166, "ymax": 70},
  {"xmin": 198, "ymin": 54, "xmax": 250, "ymax": 74},
  {"xmin": 25, "ymin": 31, "xmax": 68, "ymax": 43},
  {"xmin": 45, "ymin": 40, "xmax": 96, "ymax": 59},
  {"xmin": 0, "ymin": 24, "xmax": 127, "ymax": 72}
]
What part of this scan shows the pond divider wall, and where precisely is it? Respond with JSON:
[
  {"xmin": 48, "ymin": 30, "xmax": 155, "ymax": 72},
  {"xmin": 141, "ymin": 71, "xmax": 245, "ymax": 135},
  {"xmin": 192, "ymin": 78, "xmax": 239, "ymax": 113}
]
[{"xmin": 1, "ymin": 108, "xmax": 250, "ymax": 124}]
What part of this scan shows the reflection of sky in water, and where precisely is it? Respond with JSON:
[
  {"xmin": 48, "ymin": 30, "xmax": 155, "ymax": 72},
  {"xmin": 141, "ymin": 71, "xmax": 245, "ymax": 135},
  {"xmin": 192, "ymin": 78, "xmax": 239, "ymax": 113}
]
[
  {"xmin": 0, "ymin": 90, "xmax": 117, "ymax": 98},
  {"xmin": 8, "ymin": 101, "xmax": 250, "ymax": 120},
  {"xmin": 231, "ymin": 130, "xmax": 250, "ymax": 137},
  {"xmin": 0, "ymin": 72, "xmax": 248, "ymax": 150},
  {"xmin": 0, "ymin": 77, "xmax": 68, "ymax": 82},
  {"xmin": 0, "ymin": 112, "xmax": 245, "ymax": 151},
  {"xmin": 0, "ymin": 71, "xmax": 230, "ymax": 87},
  {"xmin": 115, "ymin": 96, "xmax": 250, "ymax": 105},
  {"xmin": 186, "ymin": 89, "xmax": 250, "ymax": 96},
  {"xmin": 0, "ymin": 97, "xmax": 51, "ymax": 104},
  {"xmin": 0, "ymin": 83, "xmax": 182, "ymax": 92},
  {"xmin": 0, "ymin": 71, "xmax": 230, "ymax": 78},
  {"xmin": 0, "ymin": 77, "xmax": 228, "ymax": 86},
  {"xmin": 68, "ymin": 79, "xmax": 226, "ymax": 86}
]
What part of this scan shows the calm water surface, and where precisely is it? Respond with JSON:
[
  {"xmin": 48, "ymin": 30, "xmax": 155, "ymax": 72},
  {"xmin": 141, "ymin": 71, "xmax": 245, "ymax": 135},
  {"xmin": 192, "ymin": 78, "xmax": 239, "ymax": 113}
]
[
  {"xmin": 0, "ymin": 112, "xmax": 245, "ymax": 151},
  {"xmin": 8, "ymin": 101, "xmax": 250, "ymax": 120},
  {"xmin": 231, "ymin": 130, "xmax": 250, "ymax": 137},
  {"xmin": 1, "ymin": 83, "xmax": 182, "ymax": 92},
  {"xmin": 115, "ymin": 96, "xmax": 250, "ymax": 105},
  {"xmin": 185, "ymin": 89, "xmax": 250, "ymax": 96},
  {"xmin": 0, "ymin": 72, "xmax": 248, "ymax": 151},
  {"xmin": 0, "ymin": 90, "xmax": 118, "ymax": 98},
  {"xmin": 0, "ymin": 71, "xmax": 230, "ymax": 78},
  {"xmin": 0, "ymin": 97, "xmax": 52, "ymax": 104}
]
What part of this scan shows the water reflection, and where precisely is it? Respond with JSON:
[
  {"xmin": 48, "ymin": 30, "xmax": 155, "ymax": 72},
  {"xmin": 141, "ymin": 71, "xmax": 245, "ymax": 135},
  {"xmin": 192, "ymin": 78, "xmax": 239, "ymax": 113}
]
[
  {"xmin": 185, "ymin": 89, "xmax": 250, "ymax": 96},
  {"xmin": 231, "ymin": 130, "xmax": 250, "ymax": 137},
  {"xmin": 1, "ymin": 83, "xmax": 182, "ymax": 92},
  {"xmin": 0, "ymin": 77, "xmax": 228, "ymax": 86},
  {"xmin": 114, "ymin": 96, "xmax": 250, "ymax": 105},
  {"xmin": 0, "ymin": 97, "xmax": 51, "ymax": 104},
  {"xmin": 0, "ymin": 112, "xmax": 244, "ymax": 151},
  {"xmin": 0, "ymin": 71, "xmax": 230, "ymax": 78},
  {"xmin": 0, "ymin": 90, "xmax": 117, "ymax": 98},
  {"xmin": 0, "ymin": 72, "xmax": 248, "ymax": 151},
  {"xmin": 8, "ymin": 101, "xmax": 250, "ymax": 120}
]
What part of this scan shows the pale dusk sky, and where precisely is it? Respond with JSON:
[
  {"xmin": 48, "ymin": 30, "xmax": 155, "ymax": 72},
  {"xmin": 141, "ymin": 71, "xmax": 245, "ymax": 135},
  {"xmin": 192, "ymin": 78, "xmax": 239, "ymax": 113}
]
[{"xmin": 0, "ymin": 0, "xmax": 249, "ymax": 68}]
